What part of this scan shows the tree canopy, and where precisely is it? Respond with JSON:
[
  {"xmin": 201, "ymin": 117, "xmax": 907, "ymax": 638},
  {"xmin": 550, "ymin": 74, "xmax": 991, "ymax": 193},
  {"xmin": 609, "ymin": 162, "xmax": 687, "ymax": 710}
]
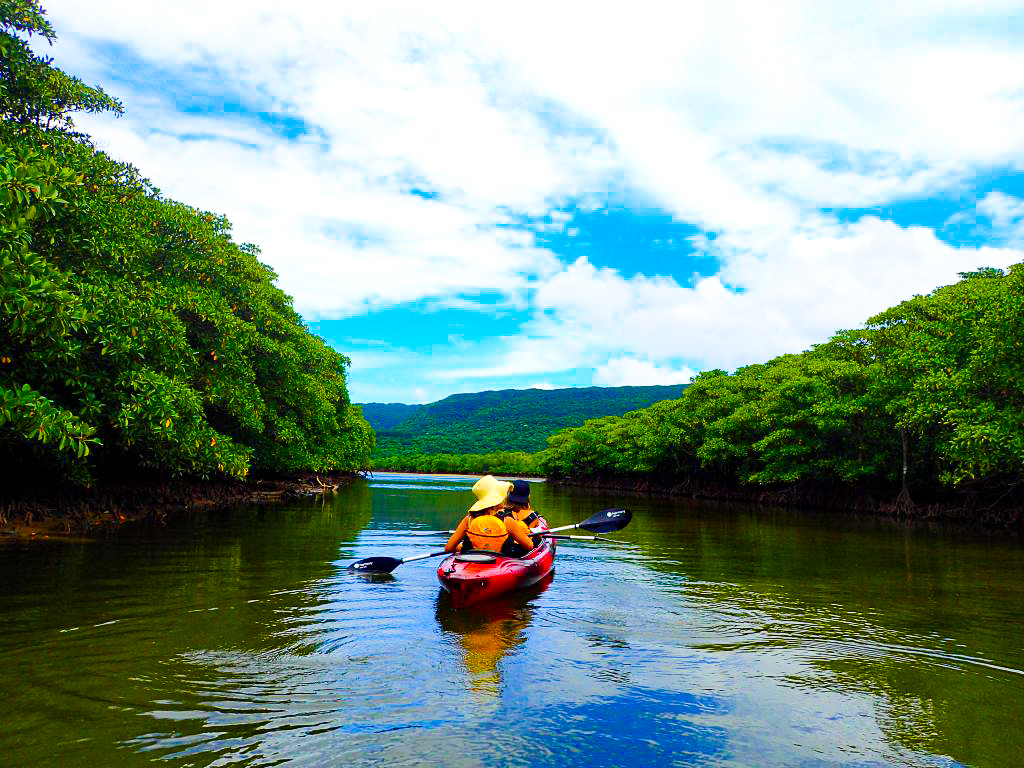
[
  {"xmin": 0, "ymin": 1, "xmax": 374, "ymax": 484},
  {"xmin": 540, "ymin": 266, "xmax": 1024, "ymax": 513}
]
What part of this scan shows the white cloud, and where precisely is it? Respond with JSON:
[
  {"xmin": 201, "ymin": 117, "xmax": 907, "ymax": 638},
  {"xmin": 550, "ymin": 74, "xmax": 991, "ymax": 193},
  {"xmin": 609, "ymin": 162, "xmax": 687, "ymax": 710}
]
[
  {"xmin": 978, "ymin": 191, "xmax": 1024, "ymax": 245},
  {"xmin": 594, "ymin": 358, "xmax": 696, "ymax": 388},
  {"xmin": 80, "ymin": 110, "xmax": 569, "ymax": 317},
  {"xmin": 431, "ymin": 335, "xmax": 589, "ymax": 380},
  {"xmin": 513, "ymin": 220, "xmax": 1024, "ymax": 375},
  {"xmin": 38, "ymin": 0, "xmax": 1024, "ymax": 400}
]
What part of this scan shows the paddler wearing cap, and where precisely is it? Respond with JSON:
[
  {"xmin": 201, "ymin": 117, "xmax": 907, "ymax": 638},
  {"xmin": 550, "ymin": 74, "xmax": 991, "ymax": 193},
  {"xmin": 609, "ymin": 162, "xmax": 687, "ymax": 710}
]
[
  {"xmin": 445, "ymin": 475, "xmax": 536, "ymax": 556},
  {"xmin": 504, "ymin": 479, "xmax": 539, "ymax": 528}
]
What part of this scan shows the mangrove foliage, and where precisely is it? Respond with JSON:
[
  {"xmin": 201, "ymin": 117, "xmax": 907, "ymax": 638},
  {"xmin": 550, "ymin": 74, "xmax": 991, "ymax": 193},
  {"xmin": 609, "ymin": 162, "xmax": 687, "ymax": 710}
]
[
  {"xmin": 0, "ymin": 1, "xmax": 374, "ymax": 486},
  {"xmin": 541, "ymin": 266, "xmax": 1024, "ymax": 515}
]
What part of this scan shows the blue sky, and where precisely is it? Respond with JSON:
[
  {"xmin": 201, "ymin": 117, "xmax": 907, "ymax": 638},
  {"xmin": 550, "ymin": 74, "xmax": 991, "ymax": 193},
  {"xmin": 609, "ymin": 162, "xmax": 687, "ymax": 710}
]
[{"xmin": 39, "ymin": 0, "xmax": 1024, "ymax": 403}]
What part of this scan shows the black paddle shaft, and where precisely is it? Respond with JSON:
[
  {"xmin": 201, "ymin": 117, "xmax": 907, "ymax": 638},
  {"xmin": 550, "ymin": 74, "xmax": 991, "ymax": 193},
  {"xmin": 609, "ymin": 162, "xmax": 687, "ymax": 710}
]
[{"xmin": 538, "ymin": 508, "xmax": 633, "ymax": 535}]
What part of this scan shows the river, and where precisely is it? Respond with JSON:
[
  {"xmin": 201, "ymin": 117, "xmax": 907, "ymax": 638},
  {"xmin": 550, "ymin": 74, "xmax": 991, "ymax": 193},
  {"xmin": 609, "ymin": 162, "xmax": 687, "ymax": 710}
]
[{"xmin": 1, "ymin": 472, "xmax": 1022, "ymax": 767}]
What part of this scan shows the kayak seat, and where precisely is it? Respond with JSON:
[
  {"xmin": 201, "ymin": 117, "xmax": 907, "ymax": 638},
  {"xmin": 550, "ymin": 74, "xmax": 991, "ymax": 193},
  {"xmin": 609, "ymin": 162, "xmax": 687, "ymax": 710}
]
[{"xmin": 455, "ymin": 551, "xmax": 499, "ymax": 563}]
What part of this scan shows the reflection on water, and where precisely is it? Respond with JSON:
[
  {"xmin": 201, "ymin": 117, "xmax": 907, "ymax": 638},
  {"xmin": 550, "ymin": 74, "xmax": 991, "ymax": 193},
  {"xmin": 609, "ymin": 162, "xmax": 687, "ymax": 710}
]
[
  {"xmin": 365, "ymin": 472, "xmax": 483, "ymax": 492},
  {"xmin": 0, "ymin": 473, "xmax": 1021, "ymax": 767},
  {"xmin": 436, "ymin": 573, "xmax": 552, "ymax": 696}
]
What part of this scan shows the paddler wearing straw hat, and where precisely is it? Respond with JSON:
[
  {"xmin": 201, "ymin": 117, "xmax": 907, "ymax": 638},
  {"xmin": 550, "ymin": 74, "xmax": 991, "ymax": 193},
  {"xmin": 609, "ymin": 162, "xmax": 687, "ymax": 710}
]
[{"xmin": 445, "ymin": 475, "xmax": 536, "ymax": 556}]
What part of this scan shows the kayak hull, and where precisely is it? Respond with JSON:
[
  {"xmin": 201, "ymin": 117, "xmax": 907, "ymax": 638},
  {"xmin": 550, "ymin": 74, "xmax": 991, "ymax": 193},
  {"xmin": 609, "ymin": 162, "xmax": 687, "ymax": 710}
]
[{"xmin": 437, "ymin": 519, "xmax": 556, "ymax": 608}]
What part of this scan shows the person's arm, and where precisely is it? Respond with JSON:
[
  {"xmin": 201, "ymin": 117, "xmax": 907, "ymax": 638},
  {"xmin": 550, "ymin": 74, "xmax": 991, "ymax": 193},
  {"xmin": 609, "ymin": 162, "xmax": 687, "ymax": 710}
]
[
  {"xmin": 506, "ymin": 518, "xmax": 536, "ymax": 551},
  {"xmin": 445, "ymin": 517, "xmax": 469, "ymax": 553}
]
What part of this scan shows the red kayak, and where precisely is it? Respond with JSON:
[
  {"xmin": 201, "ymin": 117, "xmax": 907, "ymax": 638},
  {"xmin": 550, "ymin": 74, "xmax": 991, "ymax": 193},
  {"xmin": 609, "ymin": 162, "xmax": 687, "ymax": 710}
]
[{"xmin": 437, "ymin": 518, "xmax": 556, "ymax": 608}]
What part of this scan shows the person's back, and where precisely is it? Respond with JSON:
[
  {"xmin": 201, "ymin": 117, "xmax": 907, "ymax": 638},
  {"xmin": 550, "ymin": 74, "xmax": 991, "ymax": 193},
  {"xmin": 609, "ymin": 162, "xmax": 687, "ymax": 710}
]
[
  {"xmin": 496, "ymin": 514, "xmax": 535, "ymax": 557},
  {"xmin": 445, "ymin": 475, "xmax": 534, "ymax": 555},
  {"xmin": 464, "ymin": 507, "xmax": 509, "ymax": 552},
  {"xmin": 498, "ymin": 479, "xmax": 540, "ymax": 556}
]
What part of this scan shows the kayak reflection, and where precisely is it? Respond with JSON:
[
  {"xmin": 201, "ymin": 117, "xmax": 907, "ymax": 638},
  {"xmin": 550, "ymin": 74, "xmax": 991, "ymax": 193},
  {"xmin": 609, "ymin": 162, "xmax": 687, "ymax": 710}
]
[{"xmin": 435, "ymin": 572, "xmax": 553, "ymax": 696}]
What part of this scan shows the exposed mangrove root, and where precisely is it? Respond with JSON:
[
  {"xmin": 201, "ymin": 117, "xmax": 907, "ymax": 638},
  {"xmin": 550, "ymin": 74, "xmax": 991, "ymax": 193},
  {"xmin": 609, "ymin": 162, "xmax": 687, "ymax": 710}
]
[
  {"xmin": 0, "ymin": 470, "xmax": 361, "ymax": 540},
  {"xmin": 889, "ymin": 486, "xmax": 918, "ymax": 517},
  {"xmin": 549, "ymin": 474, "xmax": 1024, "ymax": 529}
]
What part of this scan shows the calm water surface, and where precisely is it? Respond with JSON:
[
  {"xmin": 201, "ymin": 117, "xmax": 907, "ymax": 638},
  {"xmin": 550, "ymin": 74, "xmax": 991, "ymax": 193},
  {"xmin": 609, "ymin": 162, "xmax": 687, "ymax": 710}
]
[{"xmin": 2, "ymin": 473, "xmax": 1023, "ymax": 767}]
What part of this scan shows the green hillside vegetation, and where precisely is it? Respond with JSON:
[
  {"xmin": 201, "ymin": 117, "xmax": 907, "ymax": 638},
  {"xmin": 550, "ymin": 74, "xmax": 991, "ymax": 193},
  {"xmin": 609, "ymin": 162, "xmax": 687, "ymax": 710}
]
[
  {"xmin": 377, "ymin": 450, "xmax": 544, "ymax": 476},
  {"xmin": 365, "ymin": 384, "xmax": 686, "ymax": 462},
  {"xmin": 359, "ymin": 402, "xmax": 422, "ymax": 432},
  {"xmin": 542, "ymin": 267, "xmax": 1024, "ymax": 517},
  {"xmin": 0, "ymin": 2, "xmax": 373, "ymax": 486}
]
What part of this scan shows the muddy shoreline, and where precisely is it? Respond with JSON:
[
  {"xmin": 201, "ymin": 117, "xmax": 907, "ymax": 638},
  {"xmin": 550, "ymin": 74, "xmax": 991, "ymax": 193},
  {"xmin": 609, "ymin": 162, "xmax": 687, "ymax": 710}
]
[
  {"xmin": 0, "ymin": 471, "xmax": 362, "ymax": 540},
  {"xmin": 549, "ymin": 474, "xmax": 1024, "ymax": 530}
]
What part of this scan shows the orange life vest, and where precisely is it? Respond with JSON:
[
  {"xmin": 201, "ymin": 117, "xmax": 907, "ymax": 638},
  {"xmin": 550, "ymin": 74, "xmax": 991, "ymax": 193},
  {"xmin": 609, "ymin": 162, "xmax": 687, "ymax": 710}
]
[
  {"xmin": 466, "ymin": 512, "xmax": 509, "ymax": 552},
  {"xmin": 509, "ymin": 506, "xmax": 539, "ymax": 527}
]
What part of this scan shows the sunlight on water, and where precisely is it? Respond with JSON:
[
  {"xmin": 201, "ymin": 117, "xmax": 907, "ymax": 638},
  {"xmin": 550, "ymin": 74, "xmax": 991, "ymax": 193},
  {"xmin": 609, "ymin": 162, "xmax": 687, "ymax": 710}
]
[{"xmin": 1, "ymin": 474, "xmax": 1021, "ymax": 767}]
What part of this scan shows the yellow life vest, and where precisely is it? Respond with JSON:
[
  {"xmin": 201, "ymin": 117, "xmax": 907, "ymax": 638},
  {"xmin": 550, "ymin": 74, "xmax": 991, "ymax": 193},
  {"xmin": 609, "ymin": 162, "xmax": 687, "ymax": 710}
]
[{"xmin": 466, "ymin": 512, "xmax": 509, "ymax": 552}]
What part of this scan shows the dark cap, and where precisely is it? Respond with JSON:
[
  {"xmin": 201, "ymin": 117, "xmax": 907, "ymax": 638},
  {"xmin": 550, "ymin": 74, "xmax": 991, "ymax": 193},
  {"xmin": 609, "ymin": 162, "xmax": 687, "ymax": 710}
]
[{"xmin": 507, "ymin": 479, "xmax": 530, "ymax": 505}]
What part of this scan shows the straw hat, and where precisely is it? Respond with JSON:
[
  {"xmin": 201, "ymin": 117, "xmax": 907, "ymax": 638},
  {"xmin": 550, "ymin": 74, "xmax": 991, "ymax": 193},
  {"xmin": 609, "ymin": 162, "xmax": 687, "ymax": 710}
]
[{"xmin": 469, "ymin": 475, "xmax": 512, "ymax": 512}]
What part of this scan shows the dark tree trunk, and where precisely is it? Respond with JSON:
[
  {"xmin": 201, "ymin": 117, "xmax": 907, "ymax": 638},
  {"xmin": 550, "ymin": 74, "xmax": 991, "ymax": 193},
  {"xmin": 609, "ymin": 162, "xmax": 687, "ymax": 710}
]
[{"xmin": 893, "ymin": 427, "xmax": 916, "ymax": 515}]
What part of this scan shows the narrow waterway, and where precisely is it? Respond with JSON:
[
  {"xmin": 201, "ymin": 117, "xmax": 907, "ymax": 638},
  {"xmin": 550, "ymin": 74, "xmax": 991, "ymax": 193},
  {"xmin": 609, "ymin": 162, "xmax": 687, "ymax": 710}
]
[{"xmin": 1, "ymin": 473, "xmax": 1022, "ymax": 767}]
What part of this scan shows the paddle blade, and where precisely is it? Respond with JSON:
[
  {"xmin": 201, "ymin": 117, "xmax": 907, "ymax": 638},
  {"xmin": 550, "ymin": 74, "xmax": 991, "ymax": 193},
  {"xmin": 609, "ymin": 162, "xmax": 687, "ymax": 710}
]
[
  {"xmin": 347, "ymin": 557, "xmax": 403, "ymax": 574},
  {"xmin": 579, "ymin": 507, "xmax": 632, "ymax": 533}
]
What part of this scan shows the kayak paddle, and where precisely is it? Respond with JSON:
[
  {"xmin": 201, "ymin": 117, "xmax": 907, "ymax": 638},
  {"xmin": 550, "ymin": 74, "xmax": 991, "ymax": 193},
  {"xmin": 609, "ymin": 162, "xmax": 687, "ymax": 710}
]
[
  {"xmin": 540, "ymin": 534, "xmax": 629, "ymax": 543},
  {"xmin": 348, "ymin": 508, "xmax": 632, "ymax": 574},
  {"xmin": 347, "ymin": 550, "xmax": 448, "ymax": 574},
  {"xmin": 534, "ymin": 507, "xmax": 632, "ymax": 535},
  {"xmin": 425, "ymin": 508, "xmax": 634, "ymax": 537}
]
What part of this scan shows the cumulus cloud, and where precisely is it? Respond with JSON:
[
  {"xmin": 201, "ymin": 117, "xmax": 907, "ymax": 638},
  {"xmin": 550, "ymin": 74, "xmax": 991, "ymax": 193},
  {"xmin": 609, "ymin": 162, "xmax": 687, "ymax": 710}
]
[
  {"xmin": 490, "ymin": 220, "xmax": 1023, "ymax": 378},
  {"xmin": 594, "ymin": 358, "xmax": 696, "ymax": 388},
  {"xmin": 39, "ymin": 0, "xmax": 1024, "ymax": 400},
  {"xmin": 978, "ymin": 191, "xmax": 1024, "ymax": 245}
]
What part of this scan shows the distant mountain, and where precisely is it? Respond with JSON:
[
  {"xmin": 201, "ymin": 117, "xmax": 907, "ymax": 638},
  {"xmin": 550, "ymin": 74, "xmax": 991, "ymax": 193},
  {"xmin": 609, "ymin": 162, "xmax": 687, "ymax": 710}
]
[
  {"xmin": 359, "ymin": 384, "xmax": 687, "ymax": 456},
  {"xmin": 358, "ymin": 402, "xmax": 422, "ymax": 431}
]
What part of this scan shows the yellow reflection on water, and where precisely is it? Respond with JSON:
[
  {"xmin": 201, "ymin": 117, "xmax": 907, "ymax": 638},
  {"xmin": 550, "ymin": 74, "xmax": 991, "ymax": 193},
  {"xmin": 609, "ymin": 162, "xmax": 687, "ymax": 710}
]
[{"xmin": 435, "ymin": 574, "xmax": 552, "ymax": 696}]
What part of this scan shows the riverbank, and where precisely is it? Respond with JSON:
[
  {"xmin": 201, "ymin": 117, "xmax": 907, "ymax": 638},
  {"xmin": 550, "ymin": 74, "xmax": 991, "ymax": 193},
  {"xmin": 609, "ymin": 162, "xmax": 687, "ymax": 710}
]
[
  {"xmin": 550, "ymin": 475, "xmax": 1024, "ymax": 529},
  {"xmin": 0, "ymin": 470, "xmax": 362, "ymax": 540}
]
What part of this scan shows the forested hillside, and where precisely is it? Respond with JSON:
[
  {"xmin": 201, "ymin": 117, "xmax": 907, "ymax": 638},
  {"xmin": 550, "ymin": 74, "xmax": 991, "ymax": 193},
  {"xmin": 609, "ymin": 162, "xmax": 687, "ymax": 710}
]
[
  {"xmin": 364, "ymin": 385, "xmax": 686, "ymax": 458},
  {"xmin": 359, "ymin": 403, "xmax": 422, "ymax": 432},
  {"xmin": 542, "ymin": 267, "xmax": 1024, "ymax": 520},
  {"xmin": 0, "ymin": 2, "xmax": 374, "ymax": 487}
]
